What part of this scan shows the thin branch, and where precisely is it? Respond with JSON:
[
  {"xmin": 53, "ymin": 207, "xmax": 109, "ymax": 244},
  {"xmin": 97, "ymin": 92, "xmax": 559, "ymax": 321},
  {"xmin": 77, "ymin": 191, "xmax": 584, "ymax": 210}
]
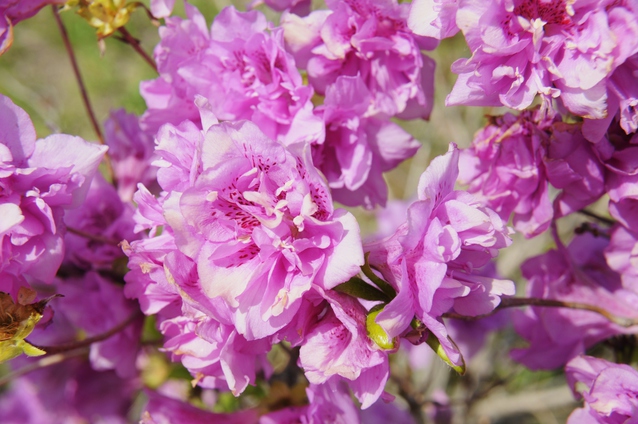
[
  {"xmin": 66, "ymin": 226, "xmax": 121, "ymax": 246},
  {"xmin": 27, "ymin": 311, "xmax": 141, "ymax": 355},
  {"xmin": 443, "ymin": 297, "xmax": 638, "ymax": 327},
  {"xmin": 577, "ymin": 209, "xmax": 615, "ymax": 226},
  {"xmin": 52, "ymin": 6, "xmax": 103, "ymax": 144},
  {"xmin": 0, "ymin": 347, "xmax": 89, "ymax": 386},
  {"xmin": 52, "ymin": 6, "xmax": 115, "ymax": 182},
  {"xmin": 116, "ymin": 27, "xmax": 157, "ymax": 73}
]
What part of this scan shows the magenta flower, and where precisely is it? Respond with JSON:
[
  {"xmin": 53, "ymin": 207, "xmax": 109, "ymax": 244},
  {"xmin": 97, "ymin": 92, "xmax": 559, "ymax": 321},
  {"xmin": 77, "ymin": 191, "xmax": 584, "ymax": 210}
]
[
  {"xmin": 566, "ymin": 355, "xmax": 638, "ymax": 423},
  {"xmin": 260, "ymin": 379, "xmax": 361, "ymax": 423},
  {"xmin": 125, "ymin": 106, "xmax": 365, "ymax": 391},
  {"xmin": 605, "ymin": 224, "xmax": 638, "ymax": 294},
  {"xmin": 299, "ymin": 291, "xmax": 390, "ymax": 409},
  {"xmin": 458, "ymin": 109, "xmax": 555, "ymax": 237},
  {"xmin": 142, "ymin": 388, "xmax": 259, "ymax": 424},
  {"xmin": 63, "ymin": 174, "xmax": 137, "ymax": 271},
  {"xmin": 126, "ymin": 238, "xmax": 273, "ymax": 395},
  {"xmin": 407, "ymin": 0, "xmax": 459, "ymax": 40},
  {"xmin": 51, "ymin": 272, "xmax": 143, "ymax": 379},
  {"xmin": 103, "ymin": 109, "xmax": 157, "ymax": 202},
  {"xmin": 366, "ymin": 144, "xmax": 513, "ymax": 369},
  {"xmin": 544, "ymin": 121, "xmax": 606, "ymax": 217},
  {"xmin": 141, "ymin": 6, "xmax": 322, "ymax": 146},
  {"xmin": 139, "ymin": 4, "xmax": 209, "ymax": 135},
  {"xmin": 0, "ymin": 357, "xmax": 136, "ymax": 424},
  {"xmin": 153, "ymin": 117, "xmax": 363, "ymax": 339},
  {"xmin": 591, "ymin": 121, "xmax": 638, "ymax": 229},
  {"xmin": 159, "ymin": 311, "xmax": 272, "ymax": 394},
  {"xmin": 248, "ymin": 0, "xmax": 311, "ymax": 17},
  {"xmin": 460, "ymin": 109, "xmax": 609, "ymax": 236},
  {"xmin": 281, "ymin": 0, "xmax": 436, "ymax": 119},
  {"xmin": 0, "ymin": 95, "xmax": 107, "ymax": 286},
  {"xmin": 512, "ymin": 232, "xmax": 638, "ymax": 370},
  {"xmin": 149, "ymin": 0, "xmax": 176, "ymax": 19},
  {"xmin": 437, "ymin": 0, "xmax": 638, "ymax": 119},
  {"xmin": 583, "ymin": 54, "xmax": 638, "ymax": 141},
  {"xmin": 313, "ymin": 75, "xmax": 421, "ymax": 208}
]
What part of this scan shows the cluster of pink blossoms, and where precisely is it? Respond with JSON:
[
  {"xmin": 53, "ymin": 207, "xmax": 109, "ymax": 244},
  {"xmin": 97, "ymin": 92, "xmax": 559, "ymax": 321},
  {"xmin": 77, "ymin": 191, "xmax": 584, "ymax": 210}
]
[
  {"xmin": 410, "ymin": 0, "xmax": 638, "ymax": 121},
  {"xmin": 1, "ymin": 0, "xmax": 638, "ymax": 421},
  {"xmin": 404, "ymin": 0, "xmax": 638, "ymax": 418}
]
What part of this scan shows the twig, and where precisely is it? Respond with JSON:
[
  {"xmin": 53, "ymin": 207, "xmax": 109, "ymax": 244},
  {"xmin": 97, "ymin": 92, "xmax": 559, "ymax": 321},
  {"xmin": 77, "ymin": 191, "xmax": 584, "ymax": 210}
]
[
  {"xmin": 577, "ymin": 209, "xmax": 615, "ymax": 226},
  {"xmin": 27, "ymin": 311, "xmax": 141, "ymax": 355},
  {"xmin": 443, "ymin": 297, "xmax": 638, "ymax": 327},
  {"xmin": 66, "ymin": 226, "xmax": 121, "ymax": 246},
  {"xmin": 52, "ymin": 6, "xmax": 115, "ymax": 182},
  {"xmin": 52, "ymin": 6, "xmax": 103, "ymax": 144},
  {"xmin": 116, "ymin": 27, "xmax": 157, "ymax": 72},
  {"xmin": 0, "ymin": 348, "xmax": 89, "ymax": 386}
]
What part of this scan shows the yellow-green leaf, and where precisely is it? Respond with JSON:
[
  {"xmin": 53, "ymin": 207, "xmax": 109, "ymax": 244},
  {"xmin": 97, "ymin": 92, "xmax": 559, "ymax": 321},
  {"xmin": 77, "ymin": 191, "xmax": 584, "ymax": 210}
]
[
  {"xmin": 366, "ymin": 305, "xmax": 397, "ymax": 351},
  {"xmin": 425, "ymin": 331, "xmax": 466, "ymax": 375}
]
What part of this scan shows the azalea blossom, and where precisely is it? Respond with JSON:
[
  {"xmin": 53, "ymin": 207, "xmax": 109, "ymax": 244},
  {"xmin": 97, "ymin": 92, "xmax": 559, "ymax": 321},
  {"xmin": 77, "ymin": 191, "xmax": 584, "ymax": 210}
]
[
  {"xmin": 512, "ymin": 232, "xmax": 638, "ymax": 370},
  {"xmin": 366, "ymin": 144, "xmax": 514, "ymax": 368},
  {"xmin": 282, "ymin": 0, "xmax": 436, "ymax": 119},
  {"xmin": 141, "ymin": 6, "xmax": 323, "ymax": 146},
  {"xmin": 566, "ymin": 355, "xmax": 638, "ymax": 423},
  {"xmin": 312, "ymin": 75, "xmax": 421, "ymax": 208},
  {"xmin": 0, "ymin": 95, "xmax": 107, "ymax": 292},
  {"xmin": 415, "ymin": 0, "xmax": 638, "ymax": 118}
]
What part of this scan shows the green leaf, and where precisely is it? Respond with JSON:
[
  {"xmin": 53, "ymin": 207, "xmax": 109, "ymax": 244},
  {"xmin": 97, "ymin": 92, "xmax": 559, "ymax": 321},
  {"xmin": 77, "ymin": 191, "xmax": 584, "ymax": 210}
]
[{"xmin": 334, "ymin": 277, "xmax": 390, "ymax": 302}]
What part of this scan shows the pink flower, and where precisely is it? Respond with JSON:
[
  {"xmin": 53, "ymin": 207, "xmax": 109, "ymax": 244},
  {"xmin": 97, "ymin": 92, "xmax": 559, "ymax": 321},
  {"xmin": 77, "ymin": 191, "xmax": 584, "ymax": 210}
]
[
  {"xmin": 103, "ymin": 109, "xmax": 157, "ymax": 202},
  {"xmin": 0, "ymin": 94, "xmax": 107, "ymax": 285},
  {"xmin": 63, "ymin": 174, "xmax": 137, "ymax": 271},
  {"xmin": 566, "ymin": 355, "xmax": 638, "ymax": 423},
  {"xmin": 260, "ymin": 379, "xmax": 361, "ymax": 423},
  {"xmin": 591, "ymin": 121, "xmax": 638, "ymax": 229},
  {"xmin": 51, "ymin": 272, "xmax": 143, "ymax": 379},
  {"xmin": 141, "ymin": 6, "xmax": 323, "ymax": 146},
  {"xmin": 441, "ymin": 0, "xmax": 638, "ymax": 118},
  {"xmin": 248, "ymin": 0, "xmax": 311, "ymax": 17},
  {"xmin": 0, "ymin": 357, "xmax": 136, "ymax": 423},
  {"xmin": 512, "ymin": 232, "xmax": 638, "ymax": 370},
  {"xmin": 605, "ymin": 224, "xmax": 638, "ymax": 294},
  {"xmin": 407, "ymin": 0, "xmax": 459, "ymax": 40},
  {"xmin": 159, "ymin": 311, "xmax": 271, "ymax": 394},
  {"xmin": 153, "ymin": 117, "xmax": 363, "ymax": 339},
  {"xmin": 299, "ymin": 291, "xmax": 390, "ymax": 409},
  {"xmin": 142, "ymin": 389, "xmax": 259, "ymax": 424},
  {"xmin": 366, "ymin": 144, "xmax": 513, "ymax": 368},
  {"xmin": 458, "ymin": 109, "xmax": 555, "ymax": 237},
  {"xmin": 460, "ymin": 109, "xmax": 609, "ymax": 236},
  {"xmin": 313, "ymin": 75, "xmax": 421, "ymax": 209},
  {"xmin": 282, "ymin": 0, "xmax": 436, "ymax": 119}
]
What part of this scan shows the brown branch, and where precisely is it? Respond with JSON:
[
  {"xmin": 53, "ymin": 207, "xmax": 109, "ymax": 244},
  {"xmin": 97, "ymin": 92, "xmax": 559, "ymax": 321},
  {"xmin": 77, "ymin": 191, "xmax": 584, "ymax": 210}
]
[
  {"xmin": 443, "ymin": 297, "xmax": 638, "ymax": 327},
  {"xmin": 52, "ymin": 6, "xmax": 103, "ymax": 144},
  {"xmin": 27, "ymin": 311, "xmax": 141, "ymax": 355},
  {"xmin": 0, "ymin": 347, "xmax": 89, "ymax": 386},
  {"xmin": 52, "ymin": 6, "xmax": 115, "ymax": 183},
  {"xmin": 116, "ymin": 27, "xmax": 157, "ymax": 73},
  {"xmin": 577, "ymin": 209, "xmax": 615, "ymax": 226}
]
